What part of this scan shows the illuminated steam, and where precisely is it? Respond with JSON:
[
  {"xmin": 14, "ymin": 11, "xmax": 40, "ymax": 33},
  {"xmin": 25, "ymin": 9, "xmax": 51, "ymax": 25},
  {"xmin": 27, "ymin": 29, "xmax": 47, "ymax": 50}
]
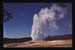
[{"xmin": 31, "ymin": 3, "xmax": 72, "ymax": 40}]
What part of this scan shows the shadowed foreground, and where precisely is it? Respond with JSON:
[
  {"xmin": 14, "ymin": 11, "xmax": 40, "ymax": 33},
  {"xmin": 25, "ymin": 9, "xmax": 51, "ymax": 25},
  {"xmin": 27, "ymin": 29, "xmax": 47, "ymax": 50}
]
[{"xmin": 4, "ymin": 39, "xmax": 72, "ymax": 48}]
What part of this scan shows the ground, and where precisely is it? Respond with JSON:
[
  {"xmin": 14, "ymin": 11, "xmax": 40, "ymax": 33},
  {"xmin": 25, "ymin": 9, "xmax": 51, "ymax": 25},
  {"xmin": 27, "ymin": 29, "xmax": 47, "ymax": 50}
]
[{"xmin": 4, "ymin": 39, "xmax": 72, "ymax": 48}]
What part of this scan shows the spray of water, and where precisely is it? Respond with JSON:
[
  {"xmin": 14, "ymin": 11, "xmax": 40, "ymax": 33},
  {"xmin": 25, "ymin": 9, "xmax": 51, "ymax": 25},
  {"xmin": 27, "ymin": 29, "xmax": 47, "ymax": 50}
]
[{"xmin": 31, "ymin": 3, "xmax": 72, "ymax": 40}]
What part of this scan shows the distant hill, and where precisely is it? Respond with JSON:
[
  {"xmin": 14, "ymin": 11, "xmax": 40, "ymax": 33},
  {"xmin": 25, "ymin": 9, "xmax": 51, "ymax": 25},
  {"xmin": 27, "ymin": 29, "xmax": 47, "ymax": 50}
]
[
  {"xmin": 4, "ymin": 34, "xmax": 72, "ymax": 43},
  {"xmin": 46, "ymin": 34, "xmax": 72, "ymax": 40},
  {"xmin": 3, "ymin": 37, "xmax": 32, "ymax": 43}
]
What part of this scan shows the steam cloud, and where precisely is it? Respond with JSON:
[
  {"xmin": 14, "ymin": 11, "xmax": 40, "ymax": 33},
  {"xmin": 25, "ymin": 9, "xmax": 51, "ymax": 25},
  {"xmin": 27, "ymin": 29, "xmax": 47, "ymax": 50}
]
[{"xmin": 31, "ymin": 3, "xmax": 72, "ymax": 40}]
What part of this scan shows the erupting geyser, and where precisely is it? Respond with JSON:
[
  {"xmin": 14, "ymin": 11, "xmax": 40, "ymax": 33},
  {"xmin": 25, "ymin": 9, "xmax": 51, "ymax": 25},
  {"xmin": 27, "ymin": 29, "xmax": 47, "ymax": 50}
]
[{"xmin": 31, "ymin": 3, "xmax": 72, "ymax": 40}]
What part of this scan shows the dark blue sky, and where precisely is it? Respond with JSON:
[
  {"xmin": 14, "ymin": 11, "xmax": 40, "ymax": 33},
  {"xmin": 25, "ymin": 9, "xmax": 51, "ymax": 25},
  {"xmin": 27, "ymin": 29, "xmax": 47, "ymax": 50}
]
[{"xmin": 3, "ymin": 3, "xmax": 72, "ymax": 38}]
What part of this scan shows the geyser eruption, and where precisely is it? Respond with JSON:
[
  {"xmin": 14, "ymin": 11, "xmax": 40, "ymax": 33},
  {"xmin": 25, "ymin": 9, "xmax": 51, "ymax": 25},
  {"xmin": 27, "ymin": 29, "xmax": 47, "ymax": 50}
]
[{"xmin": 31, "ymin": 3, "xmax": 72, "ymax": 40}]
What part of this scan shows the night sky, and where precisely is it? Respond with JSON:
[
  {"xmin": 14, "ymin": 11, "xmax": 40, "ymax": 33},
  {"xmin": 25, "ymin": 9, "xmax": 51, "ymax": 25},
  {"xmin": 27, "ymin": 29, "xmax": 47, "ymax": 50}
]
[{"xmin": 3, "ymin": 3, "xmax": 72, "ymax": 38}]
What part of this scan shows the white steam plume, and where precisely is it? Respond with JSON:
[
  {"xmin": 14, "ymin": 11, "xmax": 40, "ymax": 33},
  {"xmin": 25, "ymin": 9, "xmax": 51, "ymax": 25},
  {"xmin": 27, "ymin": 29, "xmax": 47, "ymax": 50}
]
[{"xmin": 31, "ymin": 3, "xmax": 72, "ymax": 40}]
